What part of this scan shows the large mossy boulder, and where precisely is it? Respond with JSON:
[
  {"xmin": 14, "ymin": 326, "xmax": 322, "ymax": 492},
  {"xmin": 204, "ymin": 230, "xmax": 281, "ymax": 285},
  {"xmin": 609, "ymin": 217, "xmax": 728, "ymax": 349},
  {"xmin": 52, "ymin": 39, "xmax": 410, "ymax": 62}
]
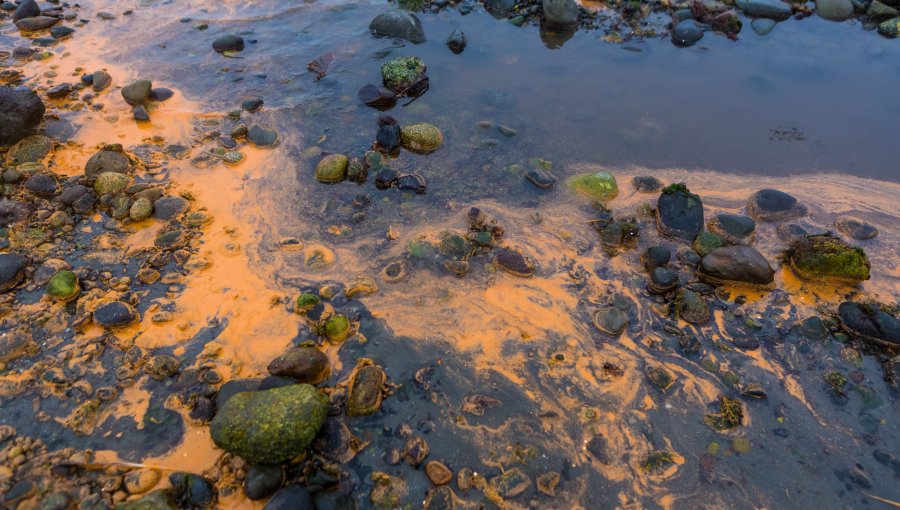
[
  {"xmin": 656, "ymin": 183, "xmax": 703, "ymax": 243},
  {"xmin": 786, "ymin": 234, "xmax": 870, "ymax": 284},
  {"xmin": 210, "ymin": 384, "xmax": 328, "ymax": 464},
  {"xmin": 567, "ymin": 171, "xmax": 618, "ymax": 202}
]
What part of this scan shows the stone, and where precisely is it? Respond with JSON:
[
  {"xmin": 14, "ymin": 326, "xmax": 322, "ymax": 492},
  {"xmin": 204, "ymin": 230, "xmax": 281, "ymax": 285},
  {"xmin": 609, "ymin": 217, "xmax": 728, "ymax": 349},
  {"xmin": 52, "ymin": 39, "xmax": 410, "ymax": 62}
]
[
  {"xmin": 787, "ymin": 234, "xmax": 870, "ymax": 284},
  {"xmin": 153, "ymin": 195, "xmax": 189, "ymax": 220},
  {"xmin": 121, "ymin": 79, "xmax": 152, "ymax": 106},
  {"xmin": 776, "ymin": 223, "xmax": 807, "ymax": 244},
  {"xmin": 834, "ymin": 216, "xmax": 877, "ymax": 240},
  {"xmin": 92, "ymin": 70, "xmax": 112, "ymax": 91},
  {"xmin": 6, "ymin": 134, "xmax": 51, "ymax": 164},
  {"xmin": 746, "ymin": 189, "xmax": 806, "ymax": 222},
  {"xmin": 672, "ymin": 20, "xmax": 705, "ymax": 46},
  {"xmin": 641, "ymin": 246, "xmax": 671, "ymax": 270},
  {"xmin": 213, "ymin": 34, "xmax": 244, "ymax": 52},
  {"xmin": 751, "ymin": 18, "xmax": 777, "ymax": 35},
  {"xmin": 241, "ymin": 97, "xmax": 264, "ymax": 112},
  {"xmin": 24, "ymin": 173, "xmax": 58, "ymax": 196},
  {"xmin": 0, "ymin": 86, "xmax": 45, "ymax": 145},
  {"xmin": 47, "ymin": 83, "xmax": 74, "ymax": 99},
  {"xmin": 369, "ymin": 11, "xmax": 426, "ymax": 43},
  {"xmin": 118, "ymin": 490, "xmax": 177, "ymax": 510},
  {"xmin": 693, "ymin": 231, "xmax": 725, "ymax": 257},
  {"xmin": 543, "ymin": 0, "xmax": 580, "ymax": 26},
  {"xmin": 50, "ymin": 25, "xmax": 74, "ymax": 39},
  {"xmin": 493, "ymin": 248, "xmax": 535, "ymax": 277},
  {"xmin": 149, "ymin": 88, "xmax": 174, "ymax": 102},
  {"xmin": 210, "ymin": 384, "xmax": 328, "ymax": 464},
  {"xmin": 698, "ymin": 246, "xmax": 775, "ymax": 289},
  {"xmin": 13, "ymin": 0, "xmax": 39, "ymax": 21},
  {"xmin": 264, "ymin": 486, "xmax": 314, "ymax": 510},
  {"xmin": 46, "ymin": 270, "xmax": 79, "ymax": 301},
  {"xmin": 446, "ymin": 29, "xmax": 466, "ymax": 53},
  {"xmin": 244, "ymin": 464, "xmax": 284, "ymax": 500},
  {"xmin": 381, "ymin": 56, "xmax": 427, "ymax": 93},
  {"xmin": 567, "ymin": 171, "xmax": 618, "ymax": 201},
  {"xmin": 0, "ymin": 253, "xmax": 29, "ymax": 292},
  {"xmin": 490, "ymin": 467, "xmax": 531, "ymax": 498},
  {"xmin": 315, "ymin": 154, "xmax": 348, "ymax": 184},
  {"xmin": 526, "ymin": 168, "xmax": 557, "ymax": 189},
  {"xmin": 632, "ymin": 175, "xmax": 662, "ymax": 192},
  {"xmin": 877, "ymin": 17, "xmax": 900, "ymax": 36},
  {"xmin": 425, "ymin": 461, "xmax": 453, "ymax": 485},
  {"xmin": 486, "ymin": 0, "xmax": 517, "ymax": 13},
  {"xmin": 371, "ymin": 472, "xmax": 409, "ymax": 509},
  {"xmin": 839, "ymin": 302, "xmax": 900, "ymax": 348},
  {"xmin": 247, "ymin": 124, "xmax": 278, "ymax": 148},
  {"xmin": 94, "ymin": 171, "xmax": 130, "ymax": 195},
  {"xmin": 267, "ymin": 346, "xmax": 330, "ymax": 384},
  {"xmin": 708, "ymin": 213, "xmax": 756, "ymax": 245},
  {"xmin": 675, "ymin": 288, "xmax": 709, "ymax": 324},
  {"xmin": 85, "ymin": 146, "xmax": 132, "ymax": 177},
  {"xmin": 656, "ymin": 183, "xmax": 704, "ymax": 242},
  {"xmin": 357, "ymin": 84, "xmax": 396, "ymax": 107},
  {"xmin": 93, "ymin": 301, "xmax": 139, "ymax": 329},
  {"xmin": 347, "ymin": 361, "xmax": 386, "ymax": 416},
  {"xmin": 376, "ymin": 124, "xmax": 401, "ymax": 151},
  {"xmin": 133, "ymin": 105, "xmax": 150, "ymax": 122},
  {"xmin": 593, "ymin": 306, "xmax": 628, "ymax": 336},
  {"xmin": 124, "ymin": 468, "xmax": 161, "ymax": 495},
  {"xmin": 15, "ymin": 16, "xmax": 58, "ymax": 31},
  {"xmin": 735, "ymin": 0, "xmax": 792, "ymax": 19},
  {"xmin": 423, "ymin": 486, "xmax": 456, "ymax": 510},
  {"xmin": 169, "ymin": 473, "xmax": 216, "ymax": 509},
  {"xmin": 649, "ymin": 267, "xmax": 679, "ymax": 294},
  {"xmin": 400, "ymin": 122, "xmax": 443, "ymax": 153},
  {"xmin": 129, "ymin": 198, "xmax": 153, "ymax": 221},
  {"xmin": 816, "ymin": 0, "xmax": 854, "ymax": 20}
]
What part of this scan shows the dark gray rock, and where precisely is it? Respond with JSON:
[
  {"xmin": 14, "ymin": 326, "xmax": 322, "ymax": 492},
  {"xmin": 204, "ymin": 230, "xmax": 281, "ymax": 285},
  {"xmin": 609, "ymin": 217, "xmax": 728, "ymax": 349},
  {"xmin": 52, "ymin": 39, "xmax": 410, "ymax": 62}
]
[
  {"xmin": 0, "ymin": 253, "xmax": 30, "ymax": 292},
  {"xmin": 24, "ymin": 173, "xmax": 57, "ymax": 196},
  {"xmin": 247, "ymin": 124, "xmax": 278, "ymax": 148},
  {"xmin": 267, "ymin": 346, "xmax": 330, "ymax": 384},
  {"xmin": 369, "ymin": 11, "xmax": 426, "ymax": 43},
  {"xmin": 641, "ymin": 246, "xmax": 671, "ymax": 270},
  {"xmin": 15, "ymin": 15, "xmax": 59, "ymax": 32},
  {"xmin": 446, "ymin": 28, "xmax": 467, "ymax": 53},
  {"xmin": 834, "ymin": 216, "xmax": 878, "ymax": 240},
  {"xmin": 656, "ymin": 184, "xmax": 704, "ymax": 243},
  {"xmin": 376, "ymin": 124, "xmax": 401, "ymax": 151},
  {"xmin": 244, "ymin": 465, "xmax": 284, "ymax": 500},
  {"xmin": 13, "ymin": 0, "xmax": 39, "ymax": 21},
  {"xmin": 839, "ymin": 302, "xmax": 900, "ymax": 348},
  {"xmin": 0, "ymin": 86, "xmax": 45, "ymax": 145},
  {"xmin": 672, "ymin": 20, "xmax": 705, "ymax": 46},
  {"xmin": 213, "ymin": 34, "xmax": 244, "ymax": 52},
  {"xmin": 121, "ymin": 79, "xmax": 152, "ymax": 106},
  {"xmin": 93, "ymin": 301, "xmax": 139, "ymax": 329},
  {"xmin": 59, "ymin": 185, "xmax": 89, "ymax": 206},
  {"xmin": 698, "ymin": 246, "xmax": 775, "ymax": 289},
  {"xmin": 84, "ymin": 147, "xmax": 132, "ymax": 177},
  {"xmin": 153, "ymin": 195, "xmax": 189, "ymax": 220},
  {"xmin": 735, "ymin": 0, "xmax": 792, "ymax": 19},
  {"xmin": 0, "ymin": 200, "xmax": 32, "ymax": 225},
  {"xmin": 46, "ymin": 83, "xmax": 73, "ymax": 99},
  {"xmin": 708, "ymin": 213, "xmax": 756, "ymax": 245},
  {"xmin": 263, "ymin": 486, "xmax": 314, "ymax": 510},
  {"xmin": 746, "ymin": 188, "xmax": 807, "ymax": 222},
  {"xmin": 133, "ymin": 105, "xmax": 149, "ymax": 122},
  {"xmin": 49, "ymin": 25, "xmax": 74, "ymax": 39},
  {"xmin": 816, "ymin": 0, "xmax": 853, "ymax": 20},
  {"xmin": 92, "ymin": 70, "xmax": 112, "ymax": 92},
  {"xmin": 149, "ymin": 88, "xmax": 174, "ymax": 102},
  {"xmin": 486, "ymin": 0, "xmax": 516, "ymax": 13},
  {"xmin": 543, "ymin": 0, "xmax": 580, "ymax": 26}
]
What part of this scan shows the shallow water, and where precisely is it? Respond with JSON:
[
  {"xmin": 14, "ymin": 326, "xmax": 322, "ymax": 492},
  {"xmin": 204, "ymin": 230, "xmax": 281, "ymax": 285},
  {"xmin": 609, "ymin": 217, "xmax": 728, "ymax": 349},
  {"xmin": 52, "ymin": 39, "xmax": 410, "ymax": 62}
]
[{"xmin": 1, "ymin": 0, "xmax": 900, "ymax": 508}]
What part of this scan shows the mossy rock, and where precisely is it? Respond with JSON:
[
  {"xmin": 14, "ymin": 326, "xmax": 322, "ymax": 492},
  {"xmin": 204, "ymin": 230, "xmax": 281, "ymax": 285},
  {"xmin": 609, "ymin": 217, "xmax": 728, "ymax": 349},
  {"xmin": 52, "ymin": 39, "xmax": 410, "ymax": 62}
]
[
  {"xmin": 294, "ymin": 292, "xmax": 320, "ymax": 313},
  {"xmin": 787, "ymin": 234, "xmax": 870, "ymax": 284},
  {"xmin": 116, "ymin": 490, "xmax": 178, "ymax": 510},
  {"xmin": 46, "ymin": 270, "xmax": 79, "ymax": 301},
  {"xmin": 94, "ymin": 171, "xmax": 130, "ymax": 195},
  {"xmin": 315, "ymin": 154, "xmax": 348, "ymax": 184},
  {"xmin": 381, "ymin": 56, "xmax": 426, "ymax": 92},
  {"xmin": 567, "ymin": 171, "xmax": 618, "ymax": 202},
  {"xmin": 693, "ymin": 231, "xmax": 725, "ymax": 257},
  {"xmin": 209, "ymin": 384, "xmax": 328, "ymax": 464},
  {"xmin": 129, "ymin": 197, "xmax": 153, "ymax": 221},
  {"xmin": 323, "ymin": 314, "xmax": 351, "ymax": 342},
  {"xmin": 400, "ymin": 123, "xmax": 443, "ymax": 153}
]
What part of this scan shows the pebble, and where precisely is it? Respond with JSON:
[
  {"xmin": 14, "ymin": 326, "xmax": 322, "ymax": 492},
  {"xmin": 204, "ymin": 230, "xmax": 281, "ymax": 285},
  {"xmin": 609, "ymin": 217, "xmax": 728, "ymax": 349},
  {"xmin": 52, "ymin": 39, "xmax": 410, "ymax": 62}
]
[
  {"xmin": 213, "ymin": 34, "xmax": 245, "ymax": 53},
  {"xmin": 834, "ymin": 216, "xmax": 877, "ymax": 240},
  {"xmin": 425, "ymin": 461, "xmax": 453, "ymax": 485},
  {"xmin": 672, "ymin": 20, "xmax": 705, "ymax": 46}
]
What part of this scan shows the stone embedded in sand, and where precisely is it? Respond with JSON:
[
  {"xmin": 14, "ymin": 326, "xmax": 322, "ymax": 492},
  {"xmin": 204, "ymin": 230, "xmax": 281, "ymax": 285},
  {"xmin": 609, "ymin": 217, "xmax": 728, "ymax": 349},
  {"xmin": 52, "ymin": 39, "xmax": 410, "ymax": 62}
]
[
  {"xmin": 400, "ymin": 122, "xmax": 443, "ymax": 153},
  {"xmin": 46, "ymin": 270, "xmax": 79, "ymax": 301},
  {"xmin": 94, "ymin": 171, "xmax": 130, "ymax": 195},
  {"xmin": 675, "ymin": 288, "xmax": 709, "ymax": 324},
  {"xmin": 708, "ymin": 213, "xmax": 756, "ymax": 245},
  {"xmin": 316, "ymin": 154, "xmax": 348, "ymax": 183},
  {"xmin": 212, "ymin": 34, "xmax": 245, "ymax": 53},
  {"xmin": 787, "ymin": 234, "xmax": 870, "ymax": 284},
  {"xmin": 567, "ymin": 171, "xmax": 618, "ymax": 202},
  {"xmin": 84, "ymin": 146, "xmax": 132, "ymax": 177},
  {"xmin": 121, "ymin": 79, "xmax": 152, "ymax": 106},
  {"xmin": 247, "ymin": 124, "xmax": 278, "ymax": 148},
  {"xmin": 838, "ymin": 302, "xmax": 900, "ymax": 348},
  {"xmin": 492, "ymin": 248, "xmax": 535, "ymax": 277},
  {"xmin": 698, "ymin": 245, "xmax": 775, "ymax": 289},
  {"xmin": 693, "ymin": 231, "xmax": 725, "ymax": 257},
  {"xmin": 347, "ymin": 359, "xmax": 387, "ymax": 417},
  {"xmin": 656, "ymin": 183, "xmax": 703, "ymax": 243},
  {"xmin": 93, "ymin": 301, "xmax": 139, "ymax": 329},
  {"xmin": 153, "ymin": 195, "xmax": 189, "ymax": 220},
  {"xmin": 834, "ymin": 216, "xmax": 878, "ymax": 241},
  {"xmin": 0, "ymin": 253, "xmax": 30, "ymax": 292},
  {"xmin": 649, "ymin": 267, "xmax": 679, "ymax": 294},
  {"xmin": 267, "ymin": 346, "xmax": 330, "ymax": 384},
  {"xmin": 746, "ymin": 188, "xmax": 807, "ymax": 222}
]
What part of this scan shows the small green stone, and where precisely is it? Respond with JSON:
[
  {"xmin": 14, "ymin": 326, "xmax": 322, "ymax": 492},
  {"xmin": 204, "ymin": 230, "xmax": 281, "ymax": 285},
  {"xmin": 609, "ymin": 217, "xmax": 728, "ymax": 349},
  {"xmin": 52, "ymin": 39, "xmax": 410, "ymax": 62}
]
[
  {"xmin": 567, "ymin": 171, "xmax": 619, "ymax": 201},
  {"xmin": 46, "ymin": 270, "xmax": 79, "ymax": 301}
]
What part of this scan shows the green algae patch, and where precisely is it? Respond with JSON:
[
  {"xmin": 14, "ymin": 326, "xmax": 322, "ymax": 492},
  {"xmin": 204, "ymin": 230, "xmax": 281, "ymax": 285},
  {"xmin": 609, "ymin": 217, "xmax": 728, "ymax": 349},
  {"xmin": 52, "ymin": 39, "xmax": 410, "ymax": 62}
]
[
  {"xmin": 210, "ymin": 384, "xmax": 328, "ymax": 464},
  {"xmin": 786, "ymin": 234, "xmax": 870, "ymax": 284},
  {"xmin": 567, "ymin": 171, "xmax": 619, "ymax": 201},
  {"xmin": 46, "ymin": 270, "xmax": 79, "ymax": 301},
  {"xmin": 381, "ymin": 56, "xmax": 426, "ymax": 92}
]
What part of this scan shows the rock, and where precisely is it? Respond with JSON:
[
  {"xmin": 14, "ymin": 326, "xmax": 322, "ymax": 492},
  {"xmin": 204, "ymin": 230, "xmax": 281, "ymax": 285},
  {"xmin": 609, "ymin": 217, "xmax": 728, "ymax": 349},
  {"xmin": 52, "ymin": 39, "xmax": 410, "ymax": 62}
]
[
  {"xmin": 13, "ymin": 0, "xmax": 39, "ymax": 21},
  {"xmin": 493, "ymin": 248, "xmax": 535, "ymax": 277},
  {"xmin": 323, "ymin": 314, "xmax": 351, "ymax": 343},
  {"xmin": 708, "ymin": 213, "xmax": 756, "ymax": 245},
  {"xmin": 46, "ymin": 270, "xmax": 79, "ymax": 301},
  {"xmin": 656, "ymin": 183, "xmax": 704, "ymax": 242},
  {"xmin": 47, "ymin": 83, "xmax": 74, "ymax": 99},
  {"xmin": 133, "ymin": 105, "xmax": 150, "ymax": 122},
  {"xmin": 264, "ymin": 486, "xmax": 314, "ymax": 510},
  {"xmin": 834, "ymin": 216, "xmax": 877, "ymax": 240},
  {"xmin": 426, "ymin": 461, "xmax": 453, "ymax": 485},
  {"xmin": 85, "ymin": 146, "xmax": 132, "ymax": 177},
  {"xmin": 371, "ymin": 472, "xmax": 409, "ymax": 509},
  {"xmin": 486, "ymin": 0, "xmax": 517, "ymax": 13},
  {"xmin": 776, "ymin": 223, "xmax": 807, "ymax": 244},
  {"xmin": 153, "ymin": 195, "xmax": 189, "ymax": 220},
  {"xmin": 490, "ymin": 467, "xmax": 531, "ymax": 498},
  {"xmin": 169, "ymin": 473, "xmax": 216, "ymax": 509},
  {"xmin": 642, "ymin": 246, "xmax": 671, "ymax": 270},
  {"xmin": 267, "ymin": 346, "xmax": 330, "ymax": 384},
  {"xmin": 693, "ymin": 231, "xmax": 725, "ymax": 257},
  {"xmin": 50, "ymin": 25, "xmax": 74, "ymax": 39},
  {"xmin": 6, "ymin": 134, "xmax": 51, "ymax": 164},
  {"xmin": 93, "ymin": 301, "xmax": 139, "ymax": 329},
  {"xmin": 144, "ymin": 355, "xmax": 179, "ymax": 380},
  {"xmin": 735, "ymin": 0, "xmax": 792, "ymax": 19},
  {"xmin": 15, "ymin": 16, "xmax": 58, "ymax": 31},
  {"xmin": 567, "ymin": 171, "xmax": 618, "ymax": 201},
  {"xmin": 374, "ymin": 167, "xmax": 399, "ymax": 189},
  {"xmin": 381, "ymin": 56, "xmax": 427, "ymax": 93},
  {"xmin": 121, "ymin": 79, "xmax": 152, "ymax": 106},
  {"xmin": 94, "ymin": 171, "xmax": 130, "ymax": 195},
  {"xmin": 0, "ymin": 86, "xmax": 45, "ymax": 145},
  {"xmin": 129, "ymin": 198, "xmax": 153, "ymax": 221},
  {"xmin": 593, "ymin": 306, "xmax": 628, "ymax": 336},
  {"xmin": 397, "ymin": 173, "xmax": 427, "ymax": 193},
  {"xmin": 746, "ymin": 189, "xmax": 806, "ymax": 222},
  {"xmin": 376, "ymin": 124, "xmax": 401, "ymax": 151},
  {"xmin": 869, "ymin": 1, "xmax": 898, "ymax": 21},
  {"xmin": 244, "ymin": 464, "xmax": 284, "ymax": 500},
  {"xmin": 358, "ymin": 84, "xmax": 396, "ymax": 107},
  {"xmin": 526, "ymin": 168, "xmax": 557, "ymax": 189},
  {"xmin": 0, "ymin": 253, "xmax": 29, "ymax": 292},
  {"xmin": 787, "ymin": 234, "xmax": 870, "ymax": 284},
  {"xmin": 24, "ymin": 173, "xmax": 58, "ymax": 196},
  {"xmin": 839, "ymin": 302, "xmax": 900, "ymax": 348},
  {"xmin": 124, "ymin": 468, "xmax": 161, "ymax": 495},
  {"xmin": 0, "ymin": 200, "xmax": 31, "ymax": 225},
  {"xmin": 213, "ymin": 34, "xmax": 244, "ymax": 52},
  {"xmin": 672, "ymin": 20, "xmax": 705, "ymax": 46},
  {"xmin": 877, "ymin": 16, "xmax": 900, "ymax": 36},
  {"xmin": 649, "ymin": 267, "xmax": 679, "ymax": 294},
  {"xmin": 751, "ymin": 18, "xmax": 777, "ymax": 35},
  {"xmin": 369, "ymin": 11, "xmax": 426, "ymax": 43},
  {"xmin": 210, "ymin": 384, "xmax": 328, "ymax": 464},
  {"xmin": 446, "ymin": 29, "xmax": 466, "ymax": 53},
  {"xmin": 247, "ymin": 124, "xmax": 278, "ymax": 148},
  {"xmin": 347, "ymin": 360, "xmax": 386, "ymax": 416},
  {"xmin": 632, "ymin": 175, "xmax": 662, "ymax": 192},
  {"xmin": 816, "ymin": 0, "xmax": 853, "ymax": 19},
  {"xmin": 315, "ymin": 154, "xmax": 348, "ymax": 184},
  {"xmin": 675, "ymin": 288, "xmax": 709, "ymax": 324},
  {"xmin": 92, "ymin": 70, "xmax": 112, "ymax": 91},
  {"xmin": 698, "ymin": 246, "xmax": 775, "ymax": 289},
  {"xmin": 543, "ymin": 0, "xmax": 580, "ymax": 26},
  {"xmin": 400, "ymin": 122, "xmax": 443, "ymax": 153},
  {"xmin": 215, "ymin": 378, "xmax": 262, "ymax": 409},
  {"xmin": 423, "ymin": 486, "xmax": 456, "ymax": 510},
  {"xmin": 118, "ymin": 490, "xmax": 177, "ymax": 510}
]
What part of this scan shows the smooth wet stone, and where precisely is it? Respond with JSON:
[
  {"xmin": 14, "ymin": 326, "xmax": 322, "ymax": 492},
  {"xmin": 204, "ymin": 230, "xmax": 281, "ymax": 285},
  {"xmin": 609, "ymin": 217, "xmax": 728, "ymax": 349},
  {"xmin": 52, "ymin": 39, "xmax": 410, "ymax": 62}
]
[
  {"xmin": 94, "ymin": 171, "xmax": 130, "ymax": 195},
  {"xmin": 699, "ymin": 246, "xmax": 775, "ymax": 289},
  {"xmin": 446, "ymin": 28, "xmax": 466, "ymax": 53},
  {"xmin": 267, "ymin": 346, "xmax": 330, "ymax": 384},
  {"xmin": 381, "ymin": 56, "xmax": 426, "ymax": 92},
  {"xmin": 347, "ymin": 361, "xmax": 386, "ymax": 416},
  {"xmin": 593, "ymin": 306, "xmax": 629, "ymax": 336},
  {"xmin": 369, "ymin": 11, "xmax": 426, "ymax": 43},
  {"xmin": 169, "ymin": 473, "xmax": 215, "ymax": 508},
  {"xmin": 47, "ymin": 83, "xmax": 74, "ymax": 99},
  {"xmin": 493, "ymin": 248, "xmax": 535, "ymax": 277},
  {"xmin": 839, "ymin": 302, "xmax": 900, "ymax": 348},
  {"xmin": 15, "ymin": 15, "xmax": 58, "ymax": 31},
  {"xmin": 676, "ymin": 288, "xmax": 709, "ymax": 324},
  {"xmin": 321, "ymin": 314, "xmax": 350, "ymax": 343},
  {"xmin": 746, "ymin": 188, "xmax": 807, "ymax": 222},
  {"xmin": 316, "ymin": 154, "xmax": 348, "ymax": 184},
  {"xmin": 376, "ymin": 124, "xmax": 401, "ymax": 151},
  {"xmin": 0, "ymin": 253, "xmax": 29, "ymax": 292},
  {"xmin": 693, "ymin": 231, "xmax": 725, "ymax": 257},
  {"xmin": 736, "ymin": 0, "xmax": 792, "ymax": 19},
  {"xmin": 787, "ymin": 234, "xmax": 870, "ymax": 284},
  {"xmin": 487, "ymin": 0, "xmax": 517, "ymax": 12},
  {"xmin": 877, "ymin": 16, "xmax": 900, "ymax": 36},
  {"xmin": 656, "ymin": 183, "xmax": 704, "ymax": 242},
  {"xmin": 641, "ymin": 246, "xmax": 671, "ymax": 270},
  {"xmin": 400, "ymin": 122, "xmax": 443, "ymax": 153},
  {"xmin": 526, "ymin": 168, "xmax": 557, "ymax": 189},
  {"xmin": 241, "ymin": 97, "xmax": 264, "ymax": 112},
  {"xmin": 357, "ymin": 84, "xmax": 396, "ymax": 107},
  {"xmin": 85, "ymin": 147, "xmax": 132, "ymax": 177},
  {"xmin": 816, "ymin": 0, "xmax": 853, "ymax": 20},
  {"xmin": 91, "ymin": 70, "xmax": 112, "ymax": 91},
  {"xmin": 672, "ymin": 20, "xmax": 705, "ymax": 46},
  {"xmin": 6, "ymin": 135, "xmax": 50, "ymax": 165},
  {"xmin": 149, "ymin": 87, "xmax": 174, "ymax": 102},
  {"xmin": 24, "ymin": 173, "xmax": 57, "ymax": 196},
  {"xmin": 46, "ymin": 270, "xmax": 78, "ymax": 301},
  {"xmin": 0, "ymin": 200, "xmax": 32, "ymax": 226},
  {"xmin": 834, "ymin": 216, "xmax": 878, "ymax": 240},
  {"xmin": 751, "ymin": 18, "xmax": 777, "ymax": 35},
  {"xmin": 151, "ymin": 196, "xmax": 188, "ymax": 220},
  {"xmin": 93, "ymin": 301, "xmax": 139, "ymax": 329},
  {"xmin": 121, "ymin": 79, "xmax": 152, "ymax": 106},
  {"xmin": 869, "ymin": 1, "xmax": 898, "ymax": 21},
  {"xmin": 133, "ymin": 105, "xmax": 150, "ymax": 122},
  {"xmin": 649, "ymin": 267, "xmax": 679, "ymax": 294},
  {"xmin": 13, "ymin": 0, "xmax": 39, "ymax": 20},
  {"xmin": 118, "ymin": 490, "xmax": 177, "ymax": 510},
  {"xmin": 632, "ymin": 175, "xmax": 662, "ymax": 192},
  {"xmin": 264, "ymin": 486, "xmax": 314, "ymax": 510},
  {"xmin": 213, "ymin": 34, "xmax": 245, "ymax": 52},
  {"xmin": 708, "ymin": 213, "xmax": 756, "ymax": 245},
  {"xmin": 0, "ymin": 86, "xmax": 45, "ymax": 146},
  {"xmin": 247, "ymin": 124, "xmax": 278, "ymax": 148},
  {"xmin": 776, "ymin": 223, "xmax": 807, "ymax": 244},
  {"xmin": 543, "ymin": 0, "xmax": 580, "ymax": 26},
  {"xmin": 50, "ymin": 25, "xmax": 74, "ymax": 39},
  {"xmin": 211, "ymin": 384, "xmax": 327, "ymax": 464},
  {"xmin": 567, "ymin": 171, "xmax": 618, "ymax": 201},
  {"xmin": 244, "ymin": 464, "xmax": 284, "ymax": 501},
  {"xmin": 397, "ymin": 173, "xmax": 427, "ymax": 193},
  {"xmin": 128, "ymin": 197, "xmax": 153, "ymax": 221}
]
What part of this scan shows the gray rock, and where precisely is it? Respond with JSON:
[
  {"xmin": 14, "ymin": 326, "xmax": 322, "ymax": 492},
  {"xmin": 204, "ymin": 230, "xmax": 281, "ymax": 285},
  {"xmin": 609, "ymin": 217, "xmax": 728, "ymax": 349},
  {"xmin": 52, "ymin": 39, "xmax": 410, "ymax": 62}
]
[
  {"xmin": 699, "ymin": 246, "xmax": 775, "ymax": 289},
  {"xmin": 839, "ymin": 302, "xmax": 900, "ymax": 348},
  {"xmin": 49, "ymin": 25, "xmax": 74, "ymax": 39},
  {"xmin": 13, "ymin": 0, "xmax": 39, "ymax": 21},
  {"xmin": 153, "ymin": 195, "xmax": 189, "ymax": 220},
  {"xmin": 834, "ymin": 216, "xmax": 878, "ymax": 240},
  {"xmin": 486, "ymin": 0, "xmax": 517, "ymax": 13},
  {"xmin": 735, "ymin": 0, "xmax": 792, "ymax": 19},
  {"xmin": 15, "ymin": 15, "xmax": 59, "ymax": 32},
  {"xmin": 244, "ymin": 465, "xmax": 284, "ymax": 501},
  {"xmin": 746, "ymin": 188, "xmax": 807, "ymax": 222},
  {"xmin": 0, "ymin": 253, "xmax": 30, "ymax": 292},
  {"xmin": 213, "ymin": 34, "xmax": 244, "ymax": 52},
  {"xmin": 446, "ymin": 28, "xmax": 466, "ymax": 53},
  {"xmin": 93, "ymin": 301, "xmax": 139, "ymax": 329},
  {"xmin": 0, "ymin": 86, "xmax": 45, "ymax": 146},
  {"xmin": 6, "ymin": 134, "xmax": 51, "ymax": 164},
  {"xmin": 92, "ymin": 70, "xmax": 112, "ymax": 91},
  {"xmin": 0, "ymin": 200, "xmax": 32, "ymax": 225},
  {"xmin": 121, "ymin": 79, "xmax": 152, "ymax": 106},
  {"xmin": 816, "ymin": 0, "xmax": 853, "ymax": 20},
  {"xmin": 247, "ymin": 124, "xmax": 278, "ymax": 148},
  {"xmin": 543, "ymin": 0, "xmax": 580, "ymax": 26},
  {"xmin": 85, "ymin": 147, "xmax": 132, "ymax": 177},
  {"xmin": 47, "ymin": 83, "xmax": 73, "ymax": 99},
  {"xmin": 672, "ymin": 20, "xmax": 705, "ymax": 46},
  {"xmin": 264, "ymin": 487, "xmax": 314, "ymax": 510},
  {"xmin": 369, "ymin": 11, "xmax": 426, "ymax": 44},
  {"xmin": 751, "ymin": 18, "xmax": 777, "ymax": 35},
  {"xmin": 133, "ymin": 105, "xmax": 150, "ymax": 122}
]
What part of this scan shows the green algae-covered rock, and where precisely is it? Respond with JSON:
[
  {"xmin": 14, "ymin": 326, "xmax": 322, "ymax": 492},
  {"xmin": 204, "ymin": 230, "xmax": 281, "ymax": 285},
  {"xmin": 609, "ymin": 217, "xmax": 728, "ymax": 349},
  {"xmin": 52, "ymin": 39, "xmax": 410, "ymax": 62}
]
[
  {"xmin": 877, "ymin": 17, "xmax": 900, "ymax": 37},
  {"xmin": 294, "ymin": 292, "xmax": 320, "ymax": 313},
  {"xmin": 46, "ymin": 270, "xmax": 79, "ymax": 301},
  {"xmin": 567, "ymin": 171, "xmax": 619, "ymax": 201},
  {"xmin": 6, "ymin": 135, "xmax": 52, "ymax": 165},
  {"xmin": 787, "ymin": 234, "xmax": 870, "ymax": 284},
  {"xmin": 693, "ymin": 231, "xmax": 725, "ymax": 257},
  {"xmin": 129, "ymin": 197, "xmax": 153, "ymax": 221},
  {"xmin": 210, "ymin": 384, "xmax": 328, "ymax": 464},
  {"xmin": 94, "ymin": 171, "xmax": 130, "ymax": 195},
  {"xmin": 400, "ymin": 123, "xmax": 443, "ymax": 153},
  {"xmin": 116, "ymin": 489, "xmax": 178, "ymax": 510},
  {"xmin": 315, "ymin": 154, "xmax": 348, "ymax": 183},
  {"xmin": 323, "ymin": 314, "xmax": 351, "ymax": 342},
  {"xmin": 381, "ymin": 56, "xmax": 426, "ymax": 92}
]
